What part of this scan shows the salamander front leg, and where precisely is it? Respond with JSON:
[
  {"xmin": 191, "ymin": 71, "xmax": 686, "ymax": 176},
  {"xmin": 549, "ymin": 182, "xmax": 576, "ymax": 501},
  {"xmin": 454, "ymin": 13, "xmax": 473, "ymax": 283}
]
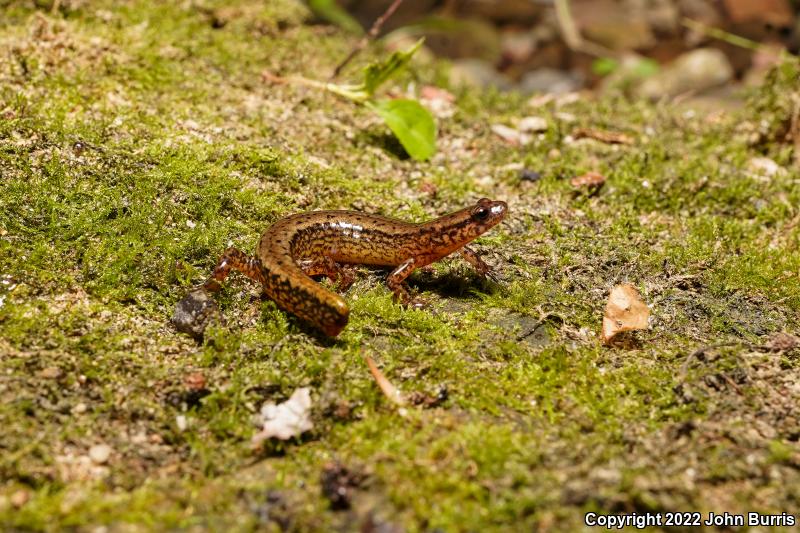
[
  {"xmin": 386, "ymin": 258, "xmax": 425, "ymax": 309},
  {"xmin": 203, "ymin": 247, "xmax": 266, "ymax": 292},
  {"xmin": 298, "ymin": 256, "xmax": 356, "ymax": 292},
  {"xmin": 458, "ymin": 246, "xmax": 498, "ymax": 281}
]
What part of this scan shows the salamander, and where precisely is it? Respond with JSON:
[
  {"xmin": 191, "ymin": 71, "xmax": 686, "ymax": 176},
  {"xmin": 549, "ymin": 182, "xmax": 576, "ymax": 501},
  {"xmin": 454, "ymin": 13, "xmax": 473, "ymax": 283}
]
[{"xmin": 203, "ymin": 198, "xmax": 508, "ymax": 336}]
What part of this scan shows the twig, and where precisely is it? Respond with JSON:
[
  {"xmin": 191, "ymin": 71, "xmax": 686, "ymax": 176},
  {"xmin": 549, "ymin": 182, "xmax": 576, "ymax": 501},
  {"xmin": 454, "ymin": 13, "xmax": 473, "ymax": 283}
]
[
  {"xmin": 331, "ymin": 0, "xmax": 405, "ymax": 79},
  {"xmin": 791, "ymin": 94, "xmax": 800, "ymax": 166},
  {"xmin": 553, "ymin": 0, "xmax": 613, "ymax": 58},
  {"xmin": 678, "ymin": 341, "xmax": 759, "ymax": 383},
  {"xmin": 679, "ymin": 342, "xmax": 738, "ymax": 382},
  {"xmin": 681, "ymin": 17, "xmax": 763, "ymax": 52},
  {"xmin": 364, "ymin": 354, "xmax": 406, "ymax": 407}
]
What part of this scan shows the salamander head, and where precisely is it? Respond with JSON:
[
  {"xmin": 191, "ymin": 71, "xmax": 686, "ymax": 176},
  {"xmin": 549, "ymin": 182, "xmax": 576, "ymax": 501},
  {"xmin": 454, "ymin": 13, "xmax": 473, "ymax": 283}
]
[
  {"xmin": 422, "ymin": 198, "xmax": 508, "ymax": 259},
  {"xmin": 449, "ymin": 197, "xmax": 507, "ymax": 244},
  {"xmin": 468, "ymin": 198, "xmax": 507, "ymax": 233}
]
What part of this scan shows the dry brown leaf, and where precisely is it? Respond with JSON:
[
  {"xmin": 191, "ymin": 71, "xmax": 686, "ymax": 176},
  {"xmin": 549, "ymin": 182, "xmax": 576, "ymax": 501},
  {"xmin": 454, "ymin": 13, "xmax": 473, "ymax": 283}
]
[
  {"xmin": 602, "ymin": 284, "xmax": 650, "ymax": 344},
  {"xmin": 572, "ymin": 128, "xmax": 634, "ymax": 145},
  {"xmin": 570, "ymin": 171, "xmax": 606, "ymax": 189}
]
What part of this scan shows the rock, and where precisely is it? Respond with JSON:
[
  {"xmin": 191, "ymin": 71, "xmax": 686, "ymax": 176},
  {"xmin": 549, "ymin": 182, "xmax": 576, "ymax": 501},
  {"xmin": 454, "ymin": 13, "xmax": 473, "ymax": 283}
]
[
  {"xmin": 456, "ymin": 0, "xmax": 544, "ymax": 24},
  {"xmin": 518, "ymin": 116, "xmax": 548, "ymax": 132},
  {"xmin": 519, "ymin": 68, "xmax": 583, "ymax": 95},
  {"xmin": 519, "ymin": 169, "xmax": 542, "ymax": 182},
  {"xmin": 346, "ymin": 0, "xmax": 437, "ymax": 32},
  {"xmin": 743, "ymin": 43, "xmax": 785, "ymax": 86},
  {"xmin": 599, "ymin": 53, "xmax": 659, "ymax": 94},
  {"xmin": 647, "ymin": 0, "xmax": 680, "ymax": 34},
  {"xmin": 420, "ymin": 85, "xmax": 456, "ymax": 119},
  {"xmin": 679, "ymin": 0, "xmax": 722, "ymax": 25},
  {"xmin": 723, "ymin": 0, "xmax": 794, "ymax": 26},
  {"xmin": 636, "ymin": 48, "xmax": 733, "ymax": 100},
  {"xmin": 572, "ymin": 0, "xmax": 654, "ymax": 50},
  {"xmin": 747, "ymin": 157, "xmax": 787, "ymax": 178},
  {"xmin": 450, "ymin": 59, "xmax": 512, "ymax": 91},
  {"xmin": 10, "ymin": 489, "xmax": 29, "ymax": 508},
  {"xmin": 39, "ymin": 367, "xmax": 62, "ymax": 379},
  {"xmin": 89, "ymin": 444, "xmax": 112, "ymax": 464},
  {"xmin": 764, "ymin": 332, "xmax": 800, "ymax": 352},
  {"xmin": 500, "ymin": 29, "xmax": 537, "ymax": 64},
  {"xmin": 421, "ymin": 18, "xmax": 501, "ymax": 61},
  {"xmin": 172, "ymin": 288, "xmax": 221, "ymax": 340},
  {"xmin": 488, "ymin": 311, "xmax": 553, "ymax": 349},
  {"xmin": 491, "ymin": 124, "xmax": 532, "ymax": 146}
]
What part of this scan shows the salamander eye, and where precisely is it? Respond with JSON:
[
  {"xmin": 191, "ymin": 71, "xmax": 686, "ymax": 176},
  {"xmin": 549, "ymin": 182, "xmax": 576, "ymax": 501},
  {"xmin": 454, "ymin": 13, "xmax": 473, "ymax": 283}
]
[{"xmin": 472, "ymin": 206, "xmax": 490, "ymax": 221}]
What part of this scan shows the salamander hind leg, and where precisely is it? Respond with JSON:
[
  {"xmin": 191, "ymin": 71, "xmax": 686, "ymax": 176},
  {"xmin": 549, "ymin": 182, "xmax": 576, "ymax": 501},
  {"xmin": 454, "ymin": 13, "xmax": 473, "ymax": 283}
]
[
  {"xmin": 386, "ymin": 258, "xmax": 425, "ymax": 309},
  {"xmin": 298, "ymin": 256, "xmax": 356, "ymax": 292},
  {"xmin": 203, "ymin": 247, "xmax": 265, "ymax": 292}
]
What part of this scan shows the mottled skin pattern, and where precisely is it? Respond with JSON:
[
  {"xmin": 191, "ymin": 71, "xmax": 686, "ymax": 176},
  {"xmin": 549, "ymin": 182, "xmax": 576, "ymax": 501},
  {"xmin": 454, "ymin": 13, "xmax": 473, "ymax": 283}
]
[{"xmin": 204, "ymin": 198, "xmax": 508, "ymax": 336}]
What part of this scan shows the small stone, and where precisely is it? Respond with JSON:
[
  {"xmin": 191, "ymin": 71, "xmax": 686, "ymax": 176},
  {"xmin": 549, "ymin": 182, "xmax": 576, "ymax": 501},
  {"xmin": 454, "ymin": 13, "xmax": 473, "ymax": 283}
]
[
  {"xmin": 10, "ymin": 489, "xmax": 29, "ymax": 508},
  {"xmin": 723, "ymin": 0, "xmax": 794, "ymax": 25},
  {"xmin": 457, "ymin": 0, "xmax": 543, "ymax": 24},
  {"xmin": 39, "ymin": 367, "xmax": 62, "ymax": 379},
  {"xmin": 747, "ymin": 157, "xmax": 786, "ymax": 178},
  {"xmin": 637, "ymin": 48, "xmax": 733, "ymax": 100},
  {"xmin": 176, "ymin": 415, "xmax": 188, "ymax": 432},
  {"xmin": 764, "ymin": 332, "xmax": 800, "ymax": 352},
  {"xmin": 518, "ymin": 116, "xmax": 548, "ymax": 133},
  {"xmin": 89, "ymin": 444, "xmax": 112, "ymax": 465},
  {"xmin": 500, "ymin": 29, "xmax": 537, "ymax": 63},
  {"xmin": 172, "ymin": 288, "xmax": 221, "ymax": 340},
  {"xmin": 519, "ymin": 169, "xmax": 542, "ymax": 182},
  {"xmin": 185, "ymin": 219, "xmax": 196, "ymax": 229},
  {"xmin": 72, "ymin": 403, "xmax": 87, "ymax": 414},
  {"xmin": 575, "ymin": 0, "xmax": 654, "ymax": 49},
  {"xmin": 647, "ymin": 0, "xmax": 679, "ymax": 33},
  {"xmin": 491, "ymin": 124, "xmax": 532, "ymax": 146},
  {"xmin": 184, "ymin": 371, "xmax": 207, "ymax": 391},
  {"xmin": 420, "ymin": 85, "xmax": 456, "ymax": 119},
  {"xmin": 418, "ymin": 181, "xmax": 437, "ymax": 196},
  {"xmin": 571, "ymin": 171, "xmax": 607, "ymax": 189},
  {"xmin": 450, "ymin": 59, "xmax": 512, "ymax": 91},
  {"xmin": 520, "ymin": 68, "xmax": 583, "ymax": 95}
]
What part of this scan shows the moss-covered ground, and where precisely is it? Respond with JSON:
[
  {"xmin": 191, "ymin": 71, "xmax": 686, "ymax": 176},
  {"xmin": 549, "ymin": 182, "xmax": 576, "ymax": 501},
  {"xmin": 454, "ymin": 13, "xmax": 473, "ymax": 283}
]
[{"xmin": 1, "ymin": 1, "xmax": 799, "ymax": 531}]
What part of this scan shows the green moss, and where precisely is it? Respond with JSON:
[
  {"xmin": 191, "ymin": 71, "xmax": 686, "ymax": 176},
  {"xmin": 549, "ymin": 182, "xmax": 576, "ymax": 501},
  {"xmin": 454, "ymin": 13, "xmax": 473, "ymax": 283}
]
[{"xmin": 1, "ymin": 1, "xmax": 799, "ymax": 530}]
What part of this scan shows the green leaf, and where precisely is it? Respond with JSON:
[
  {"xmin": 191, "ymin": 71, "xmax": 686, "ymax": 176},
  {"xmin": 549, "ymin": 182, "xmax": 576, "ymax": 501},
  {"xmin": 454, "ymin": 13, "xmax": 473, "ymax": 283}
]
[
  {"xmin": 320, "ymin": 38, "xmax": 425, "ymax": 103},
  {"xmin": 367, "ymin": 98, "xmax": 436, "ymax": 161},
  {"xmin": 362, "ymin": 38, "xmax": 424, "ymax": 97},
  {"xmin": 631, "ymin": 58, "xmax": 659, "ymax": 78},
  {"xmin": 592, "ymin": 57, "xmax": 619, "ymax": 76},
  {"xmin": 307, "ymin": 0, "xmax": 363, "ymax": 34}
]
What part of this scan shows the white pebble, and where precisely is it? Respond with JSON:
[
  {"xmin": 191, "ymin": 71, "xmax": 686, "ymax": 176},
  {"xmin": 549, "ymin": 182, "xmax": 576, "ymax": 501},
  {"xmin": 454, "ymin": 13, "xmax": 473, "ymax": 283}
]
[{"xmin": 89, "ymin": 444, "xmax": 112, "ymax": 464}]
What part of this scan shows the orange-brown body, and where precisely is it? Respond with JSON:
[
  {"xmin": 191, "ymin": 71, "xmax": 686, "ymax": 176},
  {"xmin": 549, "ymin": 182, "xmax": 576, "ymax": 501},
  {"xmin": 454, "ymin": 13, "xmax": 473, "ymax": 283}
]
[{"xmin": 205, "ymin": 199, "xmax": 507, "ymax": 336}]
